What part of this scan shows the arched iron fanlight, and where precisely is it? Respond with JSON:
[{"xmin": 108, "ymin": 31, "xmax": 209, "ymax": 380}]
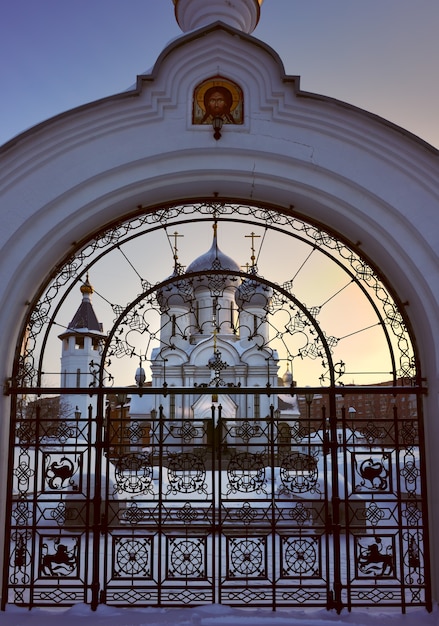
[{"xmin": 12, "ymin": 200, "xmax": 417, "ymax": 392}]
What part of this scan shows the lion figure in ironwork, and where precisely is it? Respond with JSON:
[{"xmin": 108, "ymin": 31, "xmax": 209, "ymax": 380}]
[
  {"xmin": 358, "ymin": 537, "xmax": 393, "ymax": 576},
  {"xmin": 41, "ymin": 541, "xmax": 77, "ymax": 576}
]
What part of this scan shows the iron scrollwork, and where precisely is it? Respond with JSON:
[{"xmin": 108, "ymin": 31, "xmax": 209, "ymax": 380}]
[
  {"xmin": 114, "ymin": 452, "xmax": 154, "ymax": 496},
  {"xmin": 226, "ymin": 452, "xmax": 267, "ymax": 495},
  {"xmin": 283, "ymin": 536, "xmax": 320, "ymax": 577},
  {"xmin": 166, "ymin": 452, "xmax": 208, "ymax": 496},
  {"xmin": 228, "ymin": 537, "xmax": 265, "ymax": 578},
  {"xmin": 113, "ymin": 537, "xmax": 152, "ymax": 578},
  {"xmin": 168, "ymin": 537, "xmax": 205, "ymax": 578},
  {"xmin": 278, "ymin": 451, "xmax": 320, "ymax": 495}
]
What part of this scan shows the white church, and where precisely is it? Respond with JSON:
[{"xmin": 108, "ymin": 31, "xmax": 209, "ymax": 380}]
[
  {"xmin": 60, "ymin": 224, "xmax": 299, "ymax": 447},
  {"xmin": 0, "ymin": 0, "xmax": 438, "ymax": 615}
]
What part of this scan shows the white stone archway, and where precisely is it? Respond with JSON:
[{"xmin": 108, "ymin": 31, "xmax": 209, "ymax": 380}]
[{"xmin": 0, "ymin": 15, "xmax": 438, "ymax": 606}]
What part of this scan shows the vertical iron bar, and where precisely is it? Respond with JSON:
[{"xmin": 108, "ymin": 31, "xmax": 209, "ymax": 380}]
[
  {"xmin": 85, "ymin": 404, "xmax": 92, "ymax": 604},
  {"xmin": 91, "ymin": 396, "xmax": 104, "ymax": 610},
  {"xmin": 329, "ymin": 388, "xmax": 342, "ymax": 612},
  {"xmin": 29, "ymin": 402, "xmax": 42, "ymax": 609},
  {"xmin": 269, "ymin": 405, "xmax": 276, "ymax": 611},
  {"xmin": 322, "ymin": 404, "xmax": 332, "ymax": 610},
  {"xmin": 158, "ymin": 405, "xmax": 164, "ymax": 607},
  {"xmin": 393, "ymin": 401, "xmax": 406, "ymax": 612},
  {"xmin": 100, "ymin": 401, "xmax": 110, "ymax": 604},
  {"xmin": 416, "ymin": 393, "xmax": 432, "ymax": 611},
  {"xmin": 2, "ymin": 395, "xmax": 17, "ymax": 610},
  {"xmin": 340, "ymin": 405, "xmax": 350, "ymax": 611},
  {"xmin": 100, "ymin": 401, "xmax": 110, "ymax": 606},
  {"xmin": 212, "ymin": 403, "xmax": 217, "ymax": 605}
]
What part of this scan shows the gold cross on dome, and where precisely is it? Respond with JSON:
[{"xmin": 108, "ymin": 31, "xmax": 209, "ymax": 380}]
[
  {"xmin": 171, "ymin": 231, "xmax": 184, "ymax": 263},
  {"xmin": 245, "ymin": 231, "xmax": 261, "ymax": 267}
]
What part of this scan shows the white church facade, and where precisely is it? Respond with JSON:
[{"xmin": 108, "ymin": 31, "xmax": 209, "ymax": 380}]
[{"xmin": 0, "ymin": 0, "xmax": 438, "ymax": 613}]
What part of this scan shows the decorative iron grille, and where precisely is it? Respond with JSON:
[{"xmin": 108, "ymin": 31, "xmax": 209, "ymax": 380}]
[{"xmin": 2, "ymin": 200, "xmax": 431, "ymax": 612}]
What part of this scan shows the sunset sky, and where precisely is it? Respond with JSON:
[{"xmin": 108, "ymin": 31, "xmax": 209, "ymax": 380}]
[
  {"xmin": 1, "ymin": 0, "xmax": 436, "ymax": 387},
  {"xmin": 1, "ymin": 0, "xmax": 439, "ymax": 149}
]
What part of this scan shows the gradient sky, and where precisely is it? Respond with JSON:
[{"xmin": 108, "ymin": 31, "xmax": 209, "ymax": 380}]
[{"xmin": 1, "ymin": 0, "xmax": 439, "ymax": 149}]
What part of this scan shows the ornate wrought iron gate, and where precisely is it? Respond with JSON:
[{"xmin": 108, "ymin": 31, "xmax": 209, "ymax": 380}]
[
  {"xmin": 101, "ymin": 398, "xmax": 332, "ymax": 608},
  {"xmin": 2, "ymin": 201, "xmax": 432, "ymax": 611},
  {"xmin": 4, "ymin": 393, "xmax": 427, "ymax": 609},
  {"xmin": 5, "ymin": 388, "xmax": 429, "ymax": 610},
  {"xmin": 101, "ymin": 391, "xmax": 429, "ymax": 609}
]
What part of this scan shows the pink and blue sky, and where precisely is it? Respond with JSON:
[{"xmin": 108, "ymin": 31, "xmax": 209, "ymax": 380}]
[{"xmin": 1, "ymin": 0, "xmax": 439, "ymax": 149}]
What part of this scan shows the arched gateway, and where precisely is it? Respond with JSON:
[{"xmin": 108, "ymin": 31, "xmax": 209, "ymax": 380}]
[{"xmin": 0, "ymin": 0, "xmax": 438, "ymax": 614}]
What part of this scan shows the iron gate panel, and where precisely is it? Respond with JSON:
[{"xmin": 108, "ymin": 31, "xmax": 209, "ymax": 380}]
[
  {"xmin": 4, "ymin": 389, "xmax": 430, "ymax": 610},
  {"xmin": 335, "ymin": 399, "xmax": 428, "ymax": 610},
  {"xmin": 6, "ymin": 404, "xmax": 97, "ymax": 606},
  {"xmin": 100, "ymin": 402, "xmax": 332, "ymax": 608}
]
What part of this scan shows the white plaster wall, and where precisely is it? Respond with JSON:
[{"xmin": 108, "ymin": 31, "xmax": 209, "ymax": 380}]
[{"xmin": 0, "ymin": 23, "xmax": 438, "ymax": 600}]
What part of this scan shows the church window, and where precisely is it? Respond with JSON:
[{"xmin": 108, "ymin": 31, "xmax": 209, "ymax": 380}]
[{"xmin": 254, "ymin": 393, "xmax": 260, "ymax": 419}]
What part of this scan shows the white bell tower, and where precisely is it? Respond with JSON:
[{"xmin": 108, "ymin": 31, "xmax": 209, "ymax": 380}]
[{"xmin": 58, "ymin": 277, "xmax": 106, "ymax": 420}]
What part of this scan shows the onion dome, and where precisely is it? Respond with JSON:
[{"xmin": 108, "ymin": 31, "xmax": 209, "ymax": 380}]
[
  {"xmin": 80, "ymin": 279, "xmax": 93, "ymax": 296},
  {"xmin": 172, "ymin": 0, "xmax": 263, "ymax": 34},
  {"xmin": 157, "ymin": 268, "xmax": 193, "ymax": 312},
  {"xmin": 235, "ymin": 267, "xmax": 273, "ymax": 309},
  {"xmin": 186, "ymin": 224, "xmax": 240, "ymax": 289}
]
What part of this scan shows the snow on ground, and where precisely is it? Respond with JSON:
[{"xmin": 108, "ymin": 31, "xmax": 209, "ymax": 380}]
[{"xmin": 0, "ymin": 603, "xmax": 438, "ymax": 626}]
